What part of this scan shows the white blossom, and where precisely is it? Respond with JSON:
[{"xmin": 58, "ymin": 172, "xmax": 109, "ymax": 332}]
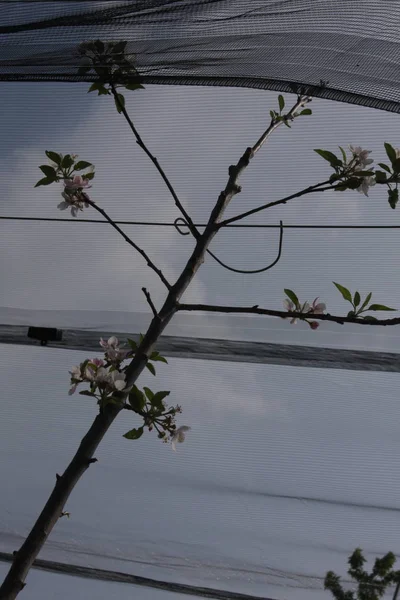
[
  {"xmin": 171, "ymin": 426, "xmax": 191, "ymax": 452},
  {"xmin": 349, "ymin": 145, "xmax": 374, "ymax": 169},
  {"xmin": 356, "ymin": 176, "xmax": 376, "ymax": 197}
]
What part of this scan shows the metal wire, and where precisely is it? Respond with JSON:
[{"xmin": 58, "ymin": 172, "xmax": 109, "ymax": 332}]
[{"xmin": 2, "ymin": 215, "xmax": 400, "ymax": 229}]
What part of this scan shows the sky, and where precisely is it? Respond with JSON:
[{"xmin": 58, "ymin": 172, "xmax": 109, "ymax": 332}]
[{"xmin": 2, "ymin": 75, "xmax": 400, "ymax": 599}]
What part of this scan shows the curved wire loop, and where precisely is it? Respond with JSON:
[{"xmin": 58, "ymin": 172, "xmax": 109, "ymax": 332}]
[
  {"xmin": 174, "ymin": 217, "xmax": 284, "ymax": 274},
  {"xmin": 174, "ymin": 217, "xmax": 191, "ymax": 236}
]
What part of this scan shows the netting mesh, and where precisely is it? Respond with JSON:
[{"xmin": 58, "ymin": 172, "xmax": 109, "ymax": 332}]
[{"xmin": 2, "ymin": 0, "xmax": 400, "ymax": 113}]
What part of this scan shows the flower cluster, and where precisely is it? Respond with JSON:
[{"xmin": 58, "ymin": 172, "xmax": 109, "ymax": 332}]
[
  {"xmin": 68, "ymin": 335, "xmax": 190, "ymax": 450},
  {"xmin": 58, "ymin": 175, "xmax": 92, "ymax": 217},
  {"xmin": 283, "ymin": 291, "xmax": 326, "ymax": 330},
  {"xmin": 99, "ymin": 335, "xmax": 129, "ymax": 365},
  {"xmin": 69, "ymin": 356, "xmax": 128, "ymax": 398}
]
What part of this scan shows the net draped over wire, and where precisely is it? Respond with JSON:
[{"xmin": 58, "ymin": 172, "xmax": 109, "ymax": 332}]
[{"xmin": 1, "ymin": 0, "xmax": 400, "ymax": 113}]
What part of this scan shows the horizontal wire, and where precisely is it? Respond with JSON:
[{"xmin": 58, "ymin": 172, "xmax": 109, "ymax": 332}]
[{"xmin": 1, "ymin": 215, "xmax": 400, "ymax": 229}]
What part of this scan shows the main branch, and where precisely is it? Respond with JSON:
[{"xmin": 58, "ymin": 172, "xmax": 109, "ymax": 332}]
[{"xmin": 0, "ymin": 97, "xmax": 296, "ymax": 599}]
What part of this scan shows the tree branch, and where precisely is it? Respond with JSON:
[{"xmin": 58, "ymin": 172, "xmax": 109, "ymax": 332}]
[
  {"xmin": 142, "ymin": 287, "xmax": 159, "ymax": 318},
  {"xmin": 177, "ymin": 303, "xmax": 400, "ymax": 327},
  {"xmin": 84, "ymin": 198, "xmax": 171, "ymax": 290},
  {"xmin": 218, "ymin": 181, "xmax": 334, "ymax": 228},
  {"xmin": 110, "ymin": 84, "xmax": 201, "ymax": 242},
  {"xmin": 252, "ymin": 95, "xmax": 311, "ymax": 155}
]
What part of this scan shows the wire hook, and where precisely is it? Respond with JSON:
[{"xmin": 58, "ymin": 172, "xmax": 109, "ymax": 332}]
[{"xmin": 174, "ymin": 218, "xmax": 284, "ymax": 274}]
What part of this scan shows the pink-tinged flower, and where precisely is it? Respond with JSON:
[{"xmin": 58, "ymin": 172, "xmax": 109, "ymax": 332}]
[
  {"xmin": 309, "ymin": 297, "xmax": 326, "ymax": 314},
  {"xmin": 309, "ymin": 321, "xmax": 320, "ymax": 330},
  {"xmin": 84, "ymin": 358, "xmax": 105, "ymax": 381},
  {"xmin": 58, "ymin": 188, "xmax": 90, "ymax": 217},
  {"xmin": 68, "ymin": 365, "xmax": 82, "ymax": 395},
  {"xmin": 171, "ymin": 426, "xmax": 191, "ymax": 452},
  {"xmin": 100, "ymin": 336, "xmax": 119, "ymax": 349},
  {"xmin": 356, "ymin": 176, "xmax": 375, "ymax": 197},
  {"xmin": 99, "ymin": 336, "xmax": 127, "ymax": 365},
  {"xmin": 64, "ymin": 175, "xmax": 91, "ymax": 191},
  {"xmin": 284, "ymin": 299, "xmax": 298, "ymax": 324}
]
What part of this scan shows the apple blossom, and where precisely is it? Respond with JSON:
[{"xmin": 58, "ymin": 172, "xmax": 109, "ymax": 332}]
[
  {"xmin": 99, "ymin": 336, "xmax": 128, "ymax": 365},
  {"xmin": 349, "ymin": 145, "xmax": 374, "ymax": 169},
  {"xmin": 171, "ymin": 426, "xmax": 191, "ymax": 452},
  {"xmin": 58, "ymin": 189, "xmax": 90, "ymax": 217},
  {"xmin": 310, "ymin": 297, "xmax": 326, "ymax": 314},
  {"xmin": 283, "ymin": 294, "xmax": 326, "ymax": 330},
  {"xmin": 64, "ymin": 175, "xmax": 92, "ymax": 191},
  {"xmin": 356, "ymin": 175, "xmax": 376, "ymax": 197}
]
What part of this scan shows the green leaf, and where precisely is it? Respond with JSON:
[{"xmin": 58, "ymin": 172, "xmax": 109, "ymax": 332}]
[
  {"xmin": 128, "ymin": 385, "xmax": 146, "ymax": 411},
  {"xmin": 34, "ymin": 177, "xmax": 52, "ymax": 187},
  {"xmin": 375, "ymin": 170, "xmax": 388, "ymax": 183},
  {"xmin": 393, "ymin": 158, "xmax": 400, "ymax": 173},
  {"xmin": 384, "ymin": 142, "xmax": 397, "ymax": 166},
  {"xmin": 77, "ymin": 65, "xmax": 92, "ymax": 76},
  {"xmin": 113, "ymin": 41, "xmax": 128, "ymax": 54},
  {"xmin": 270, "ymin": 110, "xmax": 276, "ymax": 120},
  {"xmin": 284, "ymin": 288, "xmax": 299, "ymax": 307},
  {"xmin": 378, "ymin": 162, "xmax": 391, "ymax": 173},
  {"xmin": 123, "ymin": 426, "xmax": 144, "ymax": 440},
  {"xmin": 333, "ymin": 282, "xmax": 352, "ymax": 303},
  {"xmin": 368, "ymin": 304, "xmax": 396, "ymax": 311},
  {"xmin": 127, "ymin": 338, "xmax": 138, "ymax": 350},
  {"xmin": 347, "ymin": 310, "xmax": 356, "ymax": 318},
  {"xmin": 45, "ymin": 151, "xmax": 62, "ymax": 166},
  {"xmin": 344, "ymin": 177, "xmax": 362, "ymax": 190},
  {"xmin": 352, "ymin": 170, "xmax": 374, "ymax": 177},
  {"xmin": 283, "ymin": 120, "xmax": 291, "ymax": 128},
  {"xmin": 151, "ymin": 354, "xmax": 168, "ymax": 364},
  {"xmin": 278, "ymin": 95, "xmax": 285, "ymax": 112},
  {"xmin": 79, "ymin": 390, "xmax": 96, "ymax": 397},
  {"xmin": 93, "ymin": 65, "xmax": 110, "ymax": 79},
  {"xmin": 94, "ymin": 39, "xmax": 105, "ymax": 54},
  {"xmin": 143, "ymin": 387, "xmax": 154, "ymax": 401},
  {"xmin": 88, "ymin": 82, "xmax": 109, "ymax": 95},
  {"xmin": 152, "ymin": 391, "xmax": 170, "ymax": 410},
  {"xmin": 114, "ymin": 92, "xmax": 125, "ymax": 113},
  {"xmin": 74, "ymin": 160, "xmax": 92, "ymax": 171},
  {"xmin": 125, "ymin": 83, "xmax": 144, "ymax": 91},
  {"xmin": 146, "ymin": 362, "xmax": 156, "ymax": 376},
  {"xmin": 139, "ymin": 333, "xmax": 145, "ymax": 343},
  {"xmin": 339, "ymin": 146, "xmax": 347, "ymax": 163},
  {"xmin": 83, "ymin": 171, "xmax": 95, "ymax": 180},
  {"xmin": 362, "ymin": 315, "xmax": 378, "ymax": 322},
  {"xmin": 359, "ymin": 291, "xmax": 372, "ymax": 312},
  {"xmin": 388, "ymin": 188, "xmax": 399, "ymax": 209},
  {"xmin": 314, "ymin": 149, "xmax": 342, "ymax": 168},
  {"xmin": 61, "ymin": 154, "xmax": 75, "ymax": 169},
  {"xmin": 354, "ymin": 291, "xmax": 361, "ymax": 307},
  {"xmin": 39, "ymin": 165, "xmax": 57, "ymax": 180},
  {"xmin": 299, "ymin": 108, "xmax": 312, "ymax": 115}
]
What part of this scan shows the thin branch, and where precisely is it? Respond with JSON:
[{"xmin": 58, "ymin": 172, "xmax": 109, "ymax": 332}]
[
  {"xmin": 142, "ymin": 287, "xmax": 159, "ymax": 318},
  {"xmin": 84, "ymin": 197, "xmax": 171, "ymax": 290},
  {"xmin": 252, "ymin": 95, "xmax": 311, "ymax": 156},
  {"xmin": 110, "ymin": 84, "xmax": 201, "ymax": 241},
  {"xmin": 177, "ymin": 303, "xmax": 400, "ymax": 327},
  {"xmin": 218, "ymin": 181, "xmax": 334, "ymax": 228}
]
